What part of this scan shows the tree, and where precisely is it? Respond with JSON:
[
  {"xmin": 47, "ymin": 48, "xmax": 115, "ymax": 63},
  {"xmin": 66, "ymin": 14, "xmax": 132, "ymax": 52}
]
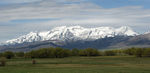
[
  {"xmin": 98, "ymin": 51, "xmax": 103, "ymax": 56},
  {"xmin": 79, "ymin": 48, "xmax": 100, "ymax": 56},
  {"xmin": 71, "ymin": 48, "xmax": 79, "ymax": 56},
  {"xmin": 0, "ymin": 53, "xmax": 3, "ymax": 57},
  {"xmin": 37, "ymin": 48, "xmax": 51, "ymax": 58},
  {"xmin": 24, "ymin": 47, "xmax": 71, "ymax": 58},
  {"xmin": 3, "ymin": 51, "xmax": 14, "ymax": 59},
  {"xmin": 123, "ymin": 48, "xmax": 136, "ymax": 55},
  {"xmin": 15, "ymin": 52, "xmax": 24, "ymax": 57},
  {"xmin": 143, "ymin": 48, "xmax": 150, "ymax": 57},
  {"xmin": 134, "ymin": 48, "xmax": 144, "ymax": 57},
  {"xmin": 24, "ymin": 50, "xmax": 38, "ymax": 58},
  {"xmin": 112, "ymin": 49, "xmax": 124, "ymax": 56},
  {"xmin": 104, "ymin": 50, "xmax": 116, "ymax": 56},
  {"xmin": 52, "ymin": 47, "xmax": 71, "ymax": 58}
]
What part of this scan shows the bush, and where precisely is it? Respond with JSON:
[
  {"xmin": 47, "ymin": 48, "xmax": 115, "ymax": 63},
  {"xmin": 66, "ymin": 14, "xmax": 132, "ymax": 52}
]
[
  {"xmin": 104, "ymin": 50, "xmax": 116, "ymax": 56},
  {"xmin": 143, "ymin": 48, "xmax": 150, "ymax": 57},
  {"xmin": 36, "ymin": 48, "xmax": 51, "ymax": 58},
  {"xmin": 15, "ymin": 52, "xmax": 24, "ymax": 57},
  {"xmin": 24, "ymin": 50, "xmax": 38, "ymax": 58},
  {"xmin": 51, "ymin": 47, "xmax": 71, "ymax": 58},
  {"xmin": 134, "ymin": 48, "xmax": 144, "ymax": 57},
  {"xmin": 0, "ymin": 57, "xmax": 6, "ymax": 66},
  {"xmin": 24, "ymin": 52, "xmax": 31, "ymax": 58},
  {"xmin": 123, "ymin": 48, "xmax": 136, "ymax": 55},
  {"xmin": 27, "ymin": 50, "xmax": 38, "ymax": 58},
  {"xmin": 98, "ymin": 51, "xmax": 103, "ymax": 56},
  {"xmin": 24, "ymin": 47, "xmax": 71, "ymax": 58},
  {"xmin": 112, "ymin": 50, "xmax": 124, "ymax": 56},
  {"xmin": 79, "ymin": 48, "xmax": 100, "ymax": 56},
  {"xmin": 3, "ymin": 51, "xmax": 14, "ymax": 59},
  {"xmin": 62, "ymin": 49, "xmax": 71, "ymax": 57},
  {"xmin": 71, "ymin": 48, "xmax": 79, "ymax": 56},
  {"xmin": 0, "ymin": 53, "xmax": 3, "ymax": 57},
  {"xmin": 32, "ymin": 59, "xmax": 36, "ymax": 64}
]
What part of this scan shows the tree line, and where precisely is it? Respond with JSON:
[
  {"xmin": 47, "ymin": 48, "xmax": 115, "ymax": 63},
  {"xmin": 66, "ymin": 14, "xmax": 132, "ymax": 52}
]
[
  {"xmin": 1, "ymin": 47, "xmax": 150, "ymax": 66},
  {"xmin": 0, "ymin": 47, "xmax": 150, "ymax": 59}
]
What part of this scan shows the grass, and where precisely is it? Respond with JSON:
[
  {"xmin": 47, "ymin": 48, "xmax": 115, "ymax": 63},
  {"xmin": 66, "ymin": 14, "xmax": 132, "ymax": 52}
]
[{"xmin": 0, "ymin": 56, "xmax": 150, "ymax": 73}]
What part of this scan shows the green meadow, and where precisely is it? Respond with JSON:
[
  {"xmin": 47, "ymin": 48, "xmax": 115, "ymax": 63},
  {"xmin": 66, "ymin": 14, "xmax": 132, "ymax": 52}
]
[{"xmin": 0, "ymin": 56, "xmax": 150, "ymax": 73}]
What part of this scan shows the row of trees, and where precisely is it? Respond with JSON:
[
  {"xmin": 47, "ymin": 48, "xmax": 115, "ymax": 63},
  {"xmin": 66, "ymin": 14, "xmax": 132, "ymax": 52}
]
[
  {"xmin": 103, "ymin": 48, "xmax": 150, "ymax": 57},
  {"xmin": 0, "ymin": 51, "xmax": 24, "ymax": 59},
  {"xmin": 0, "ymin": 47, "xmax": 100, "ymax": 59},
  {"xmin": 124, "ymin": 48, "xmax": 150, "ymax": 57},
  {"xmin": 1, "ymin": 47, "xmax": 150, "ymax": 59},
  {"xmin": 25, "ymin": 48, "xmax": 101, "ymax": 58}
]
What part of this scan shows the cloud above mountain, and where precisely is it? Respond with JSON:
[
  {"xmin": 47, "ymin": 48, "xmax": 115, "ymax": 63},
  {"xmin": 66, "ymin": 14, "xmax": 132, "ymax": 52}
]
[
  {"xmin": 0, "ymin": 0, "xmax": 150, "ymax": 42},
  {"xmin": 0, "ymin": 0, "xmax": 42, "ymax": 4}
]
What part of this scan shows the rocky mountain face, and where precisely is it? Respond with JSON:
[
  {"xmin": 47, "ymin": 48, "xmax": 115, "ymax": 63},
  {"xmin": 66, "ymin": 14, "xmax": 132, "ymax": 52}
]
[
  {"xmin": 1, "ymin": 26, "xmax": 150, "ymax": 52},
  {"xmin": 3, "ymin": 26, "xmax": 138, "ymax": 45}
]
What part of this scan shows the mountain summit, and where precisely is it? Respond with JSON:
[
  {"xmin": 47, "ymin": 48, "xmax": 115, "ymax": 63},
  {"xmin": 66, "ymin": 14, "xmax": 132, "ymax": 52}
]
[{"xmin": 4, "ymin": 26, "xmax": 138, "ymax": 45}]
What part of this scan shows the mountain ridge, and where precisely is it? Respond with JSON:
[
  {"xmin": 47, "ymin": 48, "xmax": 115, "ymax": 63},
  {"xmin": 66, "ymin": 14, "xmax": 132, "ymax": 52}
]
[
  {"xmin": 1, "ymin": 26, "xmax": 147, "ymax": 52},
  {"xmin": 2, "ymin": 26, "xmax": 138, "ymax": 45}
]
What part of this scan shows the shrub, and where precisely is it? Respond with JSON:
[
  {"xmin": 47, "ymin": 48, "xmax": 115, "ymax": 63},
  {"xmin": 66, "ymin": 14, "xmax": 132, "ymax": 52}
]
[
  {"xmin": 123, "ymin": 48, "xmax": 136, "ymax": 55},
  {"xmin": 0, "ymin": 53, "xmax": 3, "ymax": 57},
  {"xmin": 112, "ymin": 50, "xmax": 124, "ymax": 56},
  {"xmin": 71, "ymin": 48, "xmax": 79, "ymax": 56},
  {"xmin": 143, "ymin": 48, "xmax": 150, "ymax": 57},
  {"xmin": 104, "ymin": 50, "xmax": 116, "ymax": 56},
  {"xmin": 36, "ymin": 48, "xmax": 51, "ymax": 58},
  {"xmin": 79, "ymin": 48, "xmax": 100, "ymax": 56},
  {"xmin": 24, "ymin": 52, "xmax": 31, "ymax": 58},
  {"xmin": 3, "ymin": 51, "xmax": 14, "ymax": 59},
  {"xmin": 62, "ymin": 49, "xmax": 71, "ymax": 57},
  {"xmin": 52, "ymin": 47, "xmax": 71, "ymax": 58},
  {"xmin": 32, "ymin": 59, "xmax": 36, "ymax": 64},
  {"xmin": 15, "ymin": 52, "xmax": 24, "ymax": 58},
  {"xmin": 98, "ymin": 51, "xmax": 103, "ymax": 56},
  {"xmin": 24, "ymin": 47, "xmax": 71, "ymax": 58},
  {"xmin": 29, "ymin": 50, "xmax": 38, "ymax": 58},
  {"xmin": 0, "ymin": 57, "xmax": 6, "ymax": 66},
  {"xmin": 24, "ymin": 50, "xmax": 38, "ymax": 58},
  {"xmin": 134, "ymin": 48, "xmax": 144, "ymax": 57}
]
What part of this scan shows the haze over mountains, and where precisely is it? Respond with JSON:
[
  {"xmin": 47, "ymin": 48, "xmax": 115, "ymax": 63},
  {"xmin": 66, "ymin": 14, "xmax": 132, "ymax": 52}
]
[{"xmin": 0, "ymin": 26, "xmax": 150, "ymax": 52}]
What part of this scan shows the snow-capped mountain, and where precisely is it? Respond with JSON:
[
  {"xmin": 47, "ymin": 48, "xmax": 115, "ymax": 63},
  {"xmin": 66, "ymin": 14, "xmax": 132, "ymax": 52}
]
[
  {"xmin": 4, "ymin": 26, "xmax": 138, "ymax": 45},
  {"xmin": 145, "ymin": 31, "xmax": 150, "ymax": 34}
]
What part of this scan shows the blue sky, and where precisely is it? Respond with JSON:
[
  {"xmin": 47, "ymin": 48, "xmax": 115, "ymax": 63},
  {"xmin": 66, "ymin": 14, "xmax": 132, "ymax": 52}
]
[
  {"xmin": 89, "ymin": 0, "xmax": 150, "ymax": 9},
  {"xmin": 0, "ymin": 0, "xmax": 150, "ymax": 42}
]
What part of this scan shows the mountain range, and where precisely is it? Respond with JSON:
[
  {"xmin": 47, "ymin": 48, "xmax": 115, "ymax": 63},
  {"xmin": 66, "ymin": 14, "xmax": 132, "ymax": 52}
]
[{"xmin": 0, "ymin": 26, "xmax": 150, "ymax": 52}]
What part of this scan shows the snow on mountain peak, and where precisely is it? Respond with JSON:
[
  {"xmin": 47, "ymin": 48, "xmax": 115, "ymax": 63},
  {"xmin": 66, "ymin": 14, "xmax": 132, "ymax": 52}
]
[
  {"xmin": 116, "ymin": 26, "xmax": 138, "ymax": 36},
  {"xmin": 4, "ymin": 26, "xmax": 138, "ymax": 45},
  {"xmin": 145, "ymin": 31, "xmax": 150, "ymax": 34}
]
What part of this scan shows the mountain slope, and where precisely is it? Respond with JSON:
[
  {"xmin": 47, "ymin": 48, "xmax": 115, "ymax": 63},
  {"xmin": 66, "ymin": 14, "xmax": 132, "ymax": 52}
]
[
  {"xmin": 3, "ymin": 26, "xmax": 138, "ymax": 45},
  {"xmin": 0, "ymin": 26, "xmax": 144, "ymax": 52},
  {"xmin": 1, "ymin": 33, "xmax": 150, "ymax": 52}
]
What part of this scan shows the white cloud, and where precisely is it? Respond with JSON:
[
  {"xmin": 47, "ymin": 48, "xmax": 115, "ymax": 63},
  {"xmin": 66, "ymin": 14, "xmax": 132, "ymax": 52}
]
[
  {"xmin": 0, "ymin": 0, "xmax": 150, "ymax": 42},
  {"xmin": 0, "ymin": 0, "xmax": 42, "ymax": 4},
  {"xmin": 0, "ymin": 1, "xmax": 150, "ymax": 26}
]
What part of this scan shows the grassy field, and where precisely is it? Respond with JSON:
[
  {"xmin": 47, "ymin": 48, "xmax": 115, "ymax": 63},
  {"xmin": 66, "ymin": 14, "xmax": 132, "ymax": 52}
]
[{"xmin": 0, "ymin": 56, "xmax": 150, "ymax": 73}]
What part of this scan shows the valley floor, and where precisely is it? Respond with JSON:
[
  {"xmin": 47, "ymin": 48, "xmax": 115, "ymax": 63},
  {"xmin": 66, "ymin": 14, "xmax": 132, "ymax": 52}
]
[{"xmin": 0, "ymin": 56, "xmax": 150, "ymax": 73}]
